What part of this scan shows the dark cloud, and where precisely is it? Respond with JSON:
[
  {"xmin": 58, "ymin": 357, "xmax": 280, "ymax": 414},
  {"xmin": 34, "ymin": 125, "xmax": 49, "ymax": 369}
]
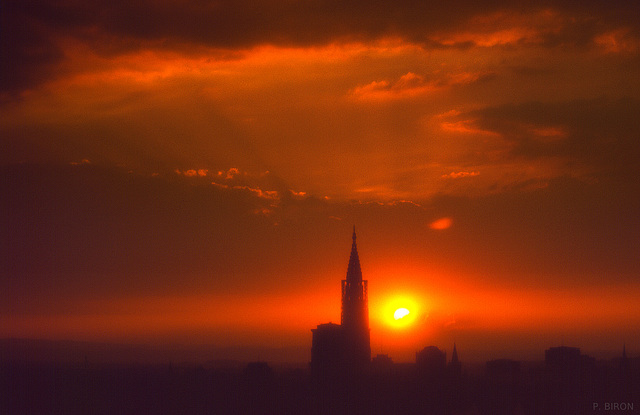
[
  {"xmin": 16, "ymin": 0, "xmax": 637, "ymax": 48},
  {"xmin": 2, "ymin": 0, "xmax": 486, "ymax": 49},
  {"xmin": 460, "ymin": 97, "xmax": 640, "ymax": 186},
  {"xmin": 0, "ymin": 2, "xmax": 65, "ymax": 97},
  {"xmin": 3, "ymin": 0, "xmax": 639, "ymax": 94}
]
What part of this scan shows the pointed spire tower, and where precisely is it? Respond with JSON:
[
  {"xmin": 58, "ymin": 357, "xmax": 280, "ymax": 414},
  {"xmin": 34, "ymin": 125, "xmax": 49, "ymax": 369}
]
[
  {"xmin": 346, "ymin": 226, "xmax": 363, "ymax": 284},
  {"xmin": 620, "ymin": 343, "xmax": 630, "ymax": 372},
  {"xmin": 451, "ymin": 343, "xmax": 459, "ymax": 365},
  {"xmin": 341, "ymin": 226, "xmax": 370, "ymax": 366},
  {"xmin": 449, "ymin": 342, "xmax": 462, "ymax": 378}
]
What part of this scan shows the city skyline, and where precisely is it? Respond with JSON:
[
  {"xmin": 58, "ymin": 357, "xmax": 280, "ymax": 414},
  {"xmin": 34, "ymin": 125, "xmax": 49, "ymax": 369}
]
[{"xmin": 2, "ymin": 0, "xmax": 640, "ymax": 363}]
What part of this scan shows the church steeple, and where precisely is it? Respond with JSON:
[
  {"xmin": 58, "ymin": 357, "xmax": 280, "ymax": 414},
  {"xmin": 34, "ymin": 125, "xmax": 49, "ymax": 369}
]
[
  {"xmin": 346, "ymin": 226, "xmax": 363, "ymax": 283},
  {"xmin": 452, "ymin": 343, "xmax": 459, "ymax": 364},
  {"xmin": 449, "ymin": 342, "xmax": 462, "ymax": 378}
]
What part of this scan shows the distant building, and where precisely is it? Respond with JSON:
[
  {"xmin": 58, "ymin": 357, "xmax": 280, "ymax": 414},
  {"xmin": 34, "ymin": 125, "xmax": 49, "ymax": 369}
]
[
  {"xmin": 311, "ymin": 323, "xmax": 345, "ymax": 377},
  {"xmin": 542, "ymin": 346, "xmax": 596, "ymax": 414},
  {"xmin": 416, "ymin": 346, "xmax": 447, "ymax": 377},
  {"xmin": 544, "ymin": 345, "xmax": 596, "ymax": 384},
  {"xmin": 371, "ymin": 353, "xmax": 393, "ymax": 365},
  {"xmin": 371, "ymin": 353, "xmax": 394, "ymax": 369},
  {"xmin": 545, "ymin": 346, "xmax": 595, "ymax": 374},
  {"xmin": 545, "ymin": 346, "xmax": 581, "ymax": 370},
  {"xmin": 449, "ymin": 343, "xmax": 462, "ymax": 378},
  {"xmin": 311, "ymin": 227, "xmax": 371, "ymax": 379}
]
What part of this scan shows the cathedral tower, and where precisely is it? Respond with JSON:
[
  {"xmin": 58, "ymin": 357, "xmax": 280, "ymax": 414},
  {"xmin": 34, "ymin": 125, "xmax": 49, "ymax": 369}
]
[
  {"xmin": 340, "ymin": 226, "xmax": 371, "ymax": 367},
  {"xmin": 311, "ymin": 227, "xmax": 371, "ymax": 378}
]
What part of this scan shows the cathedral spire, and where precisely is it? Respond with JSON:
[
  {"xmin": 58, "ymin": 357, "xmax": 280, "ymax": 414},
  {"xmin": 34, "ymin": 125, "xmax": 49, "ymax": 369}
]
[{"xmin": 346, "ymin": 226, "xmax": 362, "ymax": 283}]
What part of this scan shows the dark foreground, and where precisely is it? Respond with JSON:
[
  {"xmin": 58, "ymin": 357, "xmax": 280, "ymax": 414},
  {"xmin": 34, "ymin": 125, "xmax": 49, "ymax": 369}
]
[{"xmin": 1, "ymin": 357, "xmax": 637, "ymax": 415}]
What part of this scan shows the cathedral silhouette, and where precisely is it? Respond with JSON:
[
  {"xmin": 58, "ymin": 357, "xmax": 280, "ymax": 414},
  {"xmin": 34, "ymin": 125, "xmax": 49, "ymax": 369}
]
[{"xmin": 311, "ymin": 227, "xmax": 371, "ymax": 379}]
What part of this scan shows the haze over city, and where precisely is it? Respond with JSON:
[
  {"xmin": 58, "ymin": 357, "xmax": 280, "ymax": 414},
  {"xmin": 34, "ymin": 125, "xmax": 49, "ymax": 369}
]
[{"xmin": 2, "ymin": 0, "xmax": 639, "ymax": 364}]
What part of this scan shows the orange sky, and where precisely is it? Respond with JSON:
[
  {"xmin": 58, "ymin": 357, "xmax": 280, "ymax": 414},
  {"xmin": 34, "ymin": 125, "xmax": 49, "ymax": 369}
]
[{"xmin": 2, "ymin": 0, "xmax": 639, "ymax": 362}]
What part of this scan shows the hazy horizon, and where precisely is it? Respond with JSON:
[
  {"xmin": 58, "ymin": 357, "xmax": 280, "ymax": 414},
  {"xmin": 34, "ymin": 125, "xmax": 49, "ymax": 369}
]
[{"xmin": 0, "ymin": 334, "xmax": 633, "ymax": 367}]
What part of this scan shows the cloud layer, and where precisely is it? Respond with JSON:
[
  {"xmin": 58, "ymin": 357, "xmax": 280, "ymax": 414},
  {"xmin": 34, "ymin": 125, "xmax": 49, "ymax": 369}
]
[
  {"xmin": 3, "ymin": 0, "xmax": 639, "ymax": 95},
  {"xmin": 2, "ymin": 0, "xmax": 639, "ymax": 354}
]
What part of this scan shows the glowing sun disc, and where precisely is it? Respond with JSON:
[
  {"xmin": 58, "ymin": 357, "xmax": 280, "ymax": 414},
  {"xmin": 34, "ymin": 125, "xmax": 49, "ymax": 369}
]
[{"xmin": 394, "ymin": 308, "xmax": 410, "ymax": 320}]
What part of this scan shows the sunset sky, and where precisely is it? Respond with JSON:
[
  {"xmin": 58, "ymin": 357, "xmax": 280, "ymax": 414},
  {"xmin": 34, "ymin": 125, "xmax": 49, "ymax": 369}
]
[{"xmin": 2, "ymin": 0, "xmax": 639, "ymax": 362}]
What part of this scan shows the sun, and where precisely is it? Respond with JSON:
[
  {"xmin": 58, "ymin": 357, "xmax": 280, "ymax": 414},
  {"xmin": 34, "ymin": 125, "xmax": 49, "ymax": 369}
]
[
  {"xmin": 380, "ymin": 295, "xmax": 421, "ymax": 329},
  {"xmin": 394, "ymin": 307, "xmax": 410, "ymax": 320}
]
